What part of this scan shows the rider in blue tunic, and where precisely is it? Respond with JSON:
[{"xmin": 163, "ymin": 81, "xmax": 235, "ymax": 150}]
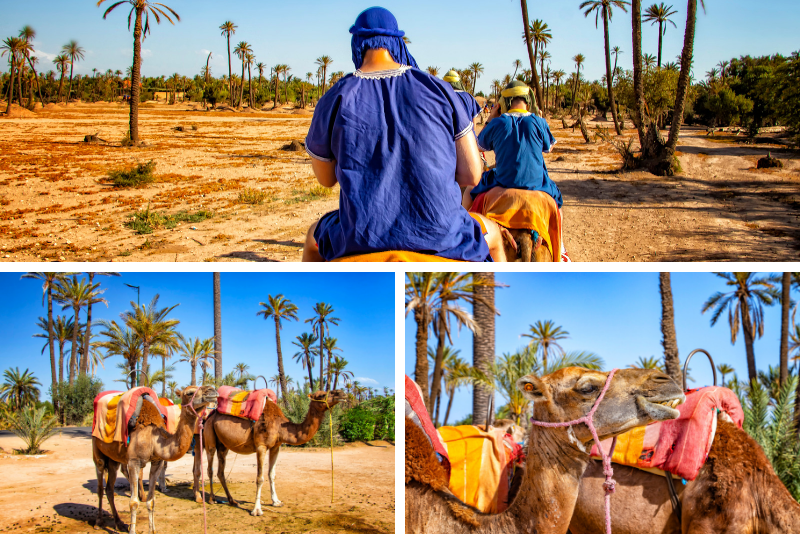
[
  {"xmin": 301, "ymin": 7, "xmax": 505, "ymax": 261},
  {"xmin": 443, "ymin": 70, "xmax": 482, "ymax": 121}
]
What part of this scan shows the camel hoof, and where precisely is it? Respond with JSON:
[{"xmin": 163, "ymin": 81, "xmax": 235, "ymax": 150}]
[
  {"xmin": 116, "ymin": 522, "xmax": 129, "ymax": 533},
  {"xmin": 271, "ymin": 501, "xmax": 283, "ymax": 507},
  {"xmin": 228, "ymin": 499, "xmax": 238, "ymax": 507},
  {"xmin": 250, "ymin": 508, "xmax": 263, "ymax": 517},
  {"xmin": 93, "ymin": 520, "xmax": 103, "ymax": 530},
  {"xmin": 194, "ymin": 496, "xmax": 203, "ymax": 504}
]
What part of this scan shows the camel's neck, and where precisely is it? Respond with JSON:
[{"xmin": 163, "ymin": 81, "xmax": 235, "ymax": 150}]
[
  {"xmin": 156, "ymin": 407, "xmax": 199, "ymax": 461},
  {"xmin": 763, "ymin": 470, "xmax": 800, "ymax": 533},
  {"xmin": 278, "ymin": 402, "xmax": 328, "ymax": 446}
]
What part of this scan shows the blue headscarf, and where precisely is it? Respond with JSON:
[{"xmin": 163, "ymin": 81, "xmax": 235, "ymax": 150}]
[{"xmin": 349, "ymin": 7, "xmax": 419, "ymax": 70}]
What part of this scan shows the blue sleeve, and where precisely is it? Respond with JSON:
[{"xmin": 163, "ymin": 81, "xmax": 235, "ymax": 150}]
[
  {"xmin": 471, "ymin": 97, "xmax": 482, "ymax": 119},
  {"xmin": 304, "ymin": 90, "xmax": 339, "ymax": 162},
  {"xmin": 477, "ymin": 120, "xmax": 497, "ymax": 152}
]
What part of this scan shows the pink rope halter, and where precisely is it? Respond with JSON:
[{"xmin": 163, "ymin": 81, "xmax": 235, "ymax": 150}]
[
  {"xmin": 188, "ymin": 387, "xmax": 209, "ymax": 534},
  {"xmin": 529, "ymin": 369, "xmax": 619, "ymax": 534}
]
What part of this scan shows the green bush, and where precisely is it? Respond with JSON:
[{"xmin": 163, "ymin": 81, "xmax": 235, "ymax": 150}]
[
  {"xmin": 51, "ymin": 374, "xmax": 103, "ymax": 426},
  {"xmin": 341, "ymin": 406, "xmax": 377, "ymax": 442},
  {"xmin": 125, "ymin": 204, "xmax": 213, "ymax": 234},
  {"xmin": 109, "ymin": 160, "xmax": 156, "ymax": 188},
  {"xmin": 11, "ymin": 406, "xmax": 59, "ymax": 454}
]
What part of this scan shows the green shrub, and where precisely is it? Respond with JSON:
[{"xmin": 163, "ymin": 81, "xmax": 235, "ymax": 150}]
[
  {"xmin": 11, "ymin": 406, "xmax": 59, "ymax": 454},
  {"xmin": 341, "ymin": 406, "xmax": 377, "ymax": 442},
  {"xmin": 237, "ymin": 188, "xmax": 271, "ymax": 205},
  {"xmin": 125, "ymin": 204, "xmax": 213, "ymax": 234},
  {"xmin": 109, "ymin": 160, "xmax": 156, "ymax": 188},
  {"xmin": 51, "ymin": 374, "xmax": 103, "ymax": 426}
]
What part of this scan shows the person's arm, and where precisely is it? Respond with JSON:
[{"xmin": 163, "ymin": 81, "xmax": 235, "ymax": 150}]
[
  {"xmin": 484, "ymin": 103, "xmax": 501, "ymax": 126},
  {"xmin": 455, "ymin": 131, "xmax": 482, "ymax": 187},
  {"xmin": 311, "ymin": 158, "xmax": 338, "ymax": 187}
]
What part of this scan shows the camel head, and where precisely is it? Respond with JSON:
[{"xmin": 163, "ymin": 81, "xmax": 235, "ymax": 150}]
[
  {"xmin": 308, "ymin": 389, "xmax": 348, "ymax": 410},
  {"xmin": 518, "ymin": 367, "xmax": 684, "ymax": 447},
  {"xmin": 175, "ymin": 385, "xmax": 218, "ymax": 411}
]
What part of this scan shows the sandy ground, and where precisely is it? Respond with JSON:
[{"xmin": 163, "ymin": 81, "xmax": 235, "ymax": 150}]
[
  {"xmin": 0, "ymin": 428, "xmax": 395, "ymax": 533},
  {"xmin": 0, "ymin": 101, "xmax": 798, "ymax": 262}
]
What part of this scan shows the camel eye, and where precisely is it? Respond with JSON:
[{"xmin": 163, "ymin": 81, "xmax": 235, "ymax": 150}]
[
  {"xmin": 524, "ymin": 383, "xmax": 534, "ymax": 392},
  {"xmin": 580, "ymin": 384, "xmax": 598, "ymax": 394}
]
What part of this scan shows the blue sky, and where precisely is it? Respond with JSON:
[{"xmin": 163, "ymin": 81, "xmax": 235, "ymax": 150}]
[
  {"xmin": 404, "ymin": 272, "xmax": 795, "ymax": 424},
  {"xmin": 2, "ymin": 272, "xmax": 395, "ymax": 400},
  {"xmin": 2, "ymin": 1, "xmax": 798, "ymax": 94}
]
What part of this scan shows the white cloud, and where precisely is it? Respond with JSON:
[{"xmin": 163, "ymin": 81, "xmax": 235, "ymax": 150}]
[
  {"xmin": 354, "ymin": 377, "xmax": 379, "ymax": 385},
  {"xmin": 141, "ymin": 49, "xmax": 152, "ymax": 58},
  {"xmin": 31, "ymin": 48, "xmax": 57, "ymax": 62}
]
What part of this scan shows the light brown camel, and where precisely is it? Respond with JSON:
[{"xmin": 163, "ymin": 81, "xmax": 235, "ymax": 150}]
[
  {"xmin": 92, "ymin": 385, "xmax": 218, "ymax": 534},
  {"xmin": 192, "ymin": 389, "xmax": 347, "ymax": 515},
  {"xmin": 570, "ymin": 416, "xmax": 800, "ymax": 534},
  {"xmin": 405, "ymin": 367, "xmax": 685, "ymax": 534}
]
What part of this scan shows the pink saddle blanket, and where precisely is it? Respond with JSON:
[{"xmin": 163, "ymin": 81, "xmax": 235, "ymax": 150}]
[
  {"xmin": 215, "ymin": 386, "xmax": 277, "ymax": 422},
  {"xmin": 591, "ymin": 386, "xmax": 743, "ymax": 480},
  {"xmin": 405, "ymin": 375, "xmax": 450, "ymax": 477}
]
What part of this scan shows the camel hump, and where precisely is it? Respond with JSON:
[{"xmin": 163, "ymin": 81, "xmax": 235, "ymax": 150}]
[
  {"xmin": 405, "ymin": 417, "xmax": 449, "ymax": 491},
  {"xmin": 133, "ymin": 398, "xmax": 167, "ymax": 431}
]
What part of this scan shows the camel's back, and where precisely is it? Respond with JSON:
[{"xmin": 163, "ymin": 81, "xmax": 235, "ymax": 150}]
[{"xmin": 132, "ymin": 399, "xmax": 167, "ymax": 431}]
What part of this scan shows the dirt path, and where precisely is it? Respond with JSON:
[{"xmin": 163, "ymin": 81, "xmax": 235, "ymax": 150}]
[
  {"xmin": 0, "ymin": 428, "xmax": 394, "ymax": 533},
  {"xmin": 1, "ymin": 102, "xmax": 797, "ymax": 262}
]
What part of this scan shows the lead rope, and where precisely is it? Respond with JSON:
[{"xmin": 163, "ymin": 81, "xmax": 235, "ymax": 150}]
[
  {"xmin": 188, "ymin": 388, "xmax": 208, "ymax": 534},
  {"xmin": 309, "ymin": 394, "xmax": 335, "ymax": 503},
  {"xmin": 529, "ymin": 369, "xmax": 619, "ymax": 534}
]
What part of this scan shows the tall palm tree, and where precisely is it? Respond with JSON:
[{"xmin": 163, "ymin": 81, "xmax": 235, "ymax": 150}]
[
  {"xmin": 219, "ymin": 21, "xmax": 237, "ymax": 104},
  {"xmin": 305, "ymin": 303, "xmax": 339, "ymax": 389},
  {"xmin": 426, "ymin": 66, "xmax": 440, "ymax": 77},
  {"xmin": 18, "ymin": 27, "xmax": 44, "ymax": 106},
  {"xmin": 571, "ymin": 53, "xmax": 586, "ymax": 115},
  {"xmin": 233, "ymin": 41, "xmax": 252, "ymax": 108},
  {"xmin": 658, "ymin": 273, "xmax": 682, "ymax": 383},
  {"xmin": 611, "ymin": 46, "xmax": 623, "ymax": 83},
  {"xmin": 55, "ymin": 276, "xmax": 106, "ymax": 385},
  {"xmin": 95, "ymin": 320, "xmax": 142, "ymax": 387},
  {"xmin": 292, "ymin": 332, "xmax": 319, "ymax": 388},
  {"xmin": 212, "ymin": 273, "xmax": 222, "ymax": 382},
  {"xmin": 701, "ymin": 273, "xmax": 777, "ymax": 383},
  {"xmin": 406, "ymin": 273, "xmax": 442, "ymax": 406},
  {"xmin": 779, "ymin": 272, "xmax": 791, "ymax": 385},
  {"xmin": 322, "ymin": 337, "xmax": 342, "ymax": 390},
  {"xmin": 0, "ymin": 368, "xmax": 41, "ymax": 410},
  {"xmin": 98, "ymin": 0, "xmax": 180, "ymax": 145},
  {"xmin": 35, "ymin": 315, "xmax": 76, "ymax": 386},
  {"xmin": 1, "ymin": 37, "xmax": 24, "ymax": 112},
  {"xmin": 643, "ymin": 3, "xmax": 678, "ymax": 68},
  {"xmin": 60, "ymin": 40, "xmax": 84, "ymax": 103},
  {"xmin": 256, "ymin": 294, "xmax": 298, "ymax": 401},
  {"xmin": 519, "ymin": 8, "xmax": 545, "ymax": 114},
  {"xmin": 176, "ymin": 335, "xmax": 215, "ymax": 386},
  {"xmin": 52, "ymin": 54, "xmax": 69, "ymax": 103},
  {"xmin": 522, "ymin": 320, "xmax": 569, "ymax": 370},
  {"xmin": 511, "ymin": 59, "xmax": 523, "ymax": 79},
  {"xmin": 315, "ymin": 55, "xmax": 333, "ymax": 95},
  {"xmin": 472, "ymin": 272, "xmax": 499, "ymax": 428},
  {"xmin": 717, "ymin": 363, "xmax": 735, "ymax": 387},
  {"xmin": 82, "ymin": 272, "xmax": 118, "ymax": 378},
  {"xmin": 468, "ymin": 62, "xmax": 484, "ymax": 94},
  {"xmin": 580, "ymin": 0, "xmax": 628, "ymax": 134},
  {"xmin": 717, "ymin": 60, "xmax": 729, "ymax": 80},
  {"xmin": 329, "ymin": 355, "xmax": 353, "ymax": 391},
  {"xmin": 234, "ymin": 362, "xmax": 250, "ymax": 379},
  {"xmin": 121, "ymin": 294, "xmax": 180, "ymax": 380}
]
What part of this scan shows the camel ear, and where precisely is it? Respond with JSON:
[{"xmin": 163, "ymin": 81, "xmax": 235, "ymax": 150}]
[
  {"xmin": 517, "ymin": 375, "xmax": 547, "ymax": 402},
  {"xmin": 175, "ymin": 388, "xmax": 182, "ymax": 399}
]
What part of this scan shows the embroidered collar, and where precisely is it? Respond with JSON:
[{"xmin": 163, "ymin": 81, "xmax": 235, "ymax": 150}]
[
  {"xmin": 354, "ymin": 65, "xmax": 412, "ymax": 79},
  {"xmin": 507, "ymin": 110, "xmax": 532, "ymax": 117}
]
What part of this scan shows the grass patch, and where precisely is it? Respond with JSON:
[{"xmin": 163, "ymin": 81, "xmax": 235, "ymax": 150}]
[
  {"xmin": 109, "ymin": 160, "xmax": 156, "ymax": 188},
  {"xmin": 285, "ymin": 185, "xmax": 335, "ymax": 205},
  {"xmin": 118, "ymin": 250, "xmax": 132, "ymax": 256},
  {"xmin": 125, "ymin": 203, "xmax": 213, "ymax": 234},
  {"xmin": 237, "ymin": 187, "xmax": 273, "ymax": 205}
]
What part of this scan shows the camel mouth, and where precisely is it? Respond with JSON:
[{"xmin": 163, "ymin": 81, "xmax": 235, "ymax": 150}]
[{"xmin": 637, "ymin": 393, "xmax": 685, "ymax": 421}]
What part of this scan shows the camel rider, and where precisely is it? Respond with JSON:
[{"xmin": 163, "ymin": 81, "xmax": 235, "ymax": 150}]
[
  {"xmin": 443, "ymin": 70, "xmax": 482, "ymax": 122},
  {"xmin": 462, "ymin": 80, "xmax": 569, "ymax": 261}
]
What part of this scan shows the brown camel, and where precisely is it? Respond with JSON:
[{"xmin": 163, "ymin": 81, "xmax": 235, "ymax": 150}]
[
  {"xmin": 570, "ymin": 417, "xmax": 800, "ymax": 534},
  {"xmin": 193, "ymin": 389, "xmax": 347, "ymax": 515},
  {"xmin": 92, "ymin": 385, "xmax": 218, "ymax": 534},
  {"xmin": 405, "ymin": 367, "xmax": 685, "ymax": 534},
  {"xmin": 504, "ymin": 230, "xmax": 554, "ymax": 262}
]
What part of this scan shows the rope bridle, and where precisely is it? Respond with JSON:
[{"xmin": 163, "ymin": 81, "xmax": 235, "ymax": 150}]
[
  {"xmin": 528, "ymin": 369, "xmax": 619, "ymax": 534},
  {"xmin": 309, "ymin": 392, "xmax": 335, "ymax": 503},
  {"xmin": 187, "ymin": 387, "xmax": 208, "ymax": 534}
]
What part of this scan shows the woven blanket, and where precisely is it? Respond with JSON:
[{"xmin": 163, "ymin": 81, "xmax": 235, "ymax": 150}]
[
  {"xmin": 470, "ymin": 187, "xmax": 561, "ymax": 262},
  {"xmin": 439, "ymin": 425, "xmax": 518, "ymax": 514},
  {"xmin": 404, "ymin": 375, "xmax": 450, "ymax": 476},
  {"xmin": 215, "ymin": 386, "xmax": 277, "ymax": 422},
  {"xmin": 92, "ymin": 387, "xmax": 168, "ymax": 444},
  {"xmin": 591, "ymin": 386, "xmax": 744, "ymax": 480}
]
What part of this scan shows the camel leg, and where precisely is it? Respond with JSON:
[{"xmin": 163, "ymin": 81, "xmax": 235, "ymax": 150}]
[
  {"xmin": 267, "ymin": 445, "xmax": 283, "ymax": 507},
  {"xmin": 145, "ymin": 461, "xmax": 164, "ymax": 534},
  {"xmin": 192, "ymin": 438, "xmax": 203, "ymax": 503},
  {"xmin": 128, "ymin": 461, "xmax": 142, "ymax": 534},
  {"xmin": 158, "ymin": 467, "xmax": 167, "ymax": 493},
  {"xmin": 215, "ymin": 447, "xmax": 239, "ymax": 506},
  {"xmin": 93, "ymin": 457, "xmax": 107, "ymax": 530},
  {"xmin": 206, "ymin": 444, "xmax": 216, "ymax": 505},
  {"xmin": 105, "ymin": 461, "xmax": 127, "ymax": 532},
  {"xmin": 251, "ymin": 446, "xmax": 268, "ymax": 516}
]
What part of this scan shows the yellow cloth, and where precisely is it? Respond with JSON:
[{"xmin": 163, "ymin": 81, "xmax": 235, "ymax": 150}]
[
  {"xmin": 501, "ymin": 85, "xmax": 531, "ymax": 98},
  {"xmin": 609, "ymin": 425, "xmax": 647, "ymax": 466},
  {"xmin": 92, "ymin": 392, "xmax": 124, "ymax": 444},
  {"xmin": 224, "ymin": 390, "xmax": 250, "ymax": 417},
  {"xmin": 165, "ymin": 404, "xmax": 182, "ymax": 434},
  {"xmin": 439, "ymin": 425, "xmax": 508, "ymax": 514},
  {"xmin": 332, "ymin": 251, "xmax": 463, "ymax": 262}
]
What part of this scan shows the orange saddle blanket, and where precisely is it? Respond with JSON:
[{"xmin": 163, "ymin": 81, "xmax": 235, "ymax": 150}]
[
  {"xmin": 92, "ymin": 387, "xmax": 178, "ymax": 444},
  {"xmin": 215, "ymin": 386, "xmax": 277, "ymax": 422},
  {"xmin": 591, "ymin": 386, "xmax": 744, "ymax": 480},
  {"xmin": 333, "ymin": 251, "xmax": 461, "ymax": 262}
]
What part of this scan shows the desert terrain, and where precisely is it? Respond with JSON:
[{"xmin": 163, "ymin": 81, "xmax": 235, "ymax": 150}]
[
  {"xmin": 0, "ymin": 428, "xmax": 395, "ymax": 533},
  {"xmin": 0, "ymin": 101, "xmax": 798, "ymax": 262}
]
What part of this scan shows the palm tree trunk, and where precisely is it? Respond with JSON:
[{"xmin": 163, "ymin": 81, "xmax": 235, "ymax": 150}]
[
  {"xmin": 631, "ymin": 0, "xmax": 648, "ymax": 148},
  {"xmin": 213, "ymin": 273, "xmax": 222, "ymax": 382},
  {"xmin": 57, "ymin": 71, "xmax": 64, "ymax": 103},
  {"xmin": 443, "ymin": 388, "xmax": 455, "ymax": 426},
  {"xmin": 472, "ymin": 272, "xmax": 495, "ymax": 429},
  {"xmin": 248, "ymin": 64, "xmax": 253, "ymax": 108},
  {"xmin": 5, "ymin": 58, "xmax": 15, "ymax": 114},
  {"xmin": 81, "ymin": 273, "xmax": 94, "ymax": 376},
  {"xmin": 779, "ymin": 272, "xmax": 790, "ymax": 385},
  {"xmin": 272, "ymin": 74, "xmax": 279, "ymax": 110},
  {"xmin": 47, "ymin": 286, "xmax": 58, "ymax": 419},
  {"xmin": 191, "ymin": 361, "xmax": 196, "ymax": 386},
  {"xmin": 319, "ymin": 325, "xmax": 326, "ymax": 389},
  {"xmin": 226, "ymin": 37, "xmax": 233, "ymax": 105},
  {"xmin": 519, "ymin": 0, "xmax": 543, "ymax": 115},
  {"xmin": 603, "ymin": 8, "xmax": 623, "ymax": 135},
  {"xmin": 434, "ymin": 389, "xmax": 442, "ymax": 426},
  {"xmin": 740, "ymin": 299, "xmax": 757, "ymax": 384},
  {"xmin": 129, "ymin": 7, "xmax": 144, "ymax": 143},
  {"xmin": 659, "ymin": 273, "xmax": 682, "ymax": 384},
  {"xmin": 141, "ymin": 342, "xmax": 150, "ymax": 381},
  {"xmin": 304, "ymin": 350, "xmax": 314, "ymax": 388},
  {"xmin": 274, "ymin": 318, "xmax": 288, "ymax": 401},
  {"xmin": 657, "ymin": 21, "xmax": 664, "ymax": 68},
  {"xmin": 429, "ymin": 312, "xmax": 448, "ymax": 413},
  {"xmin": 238, "ymin": 60, "xmax": 245, "ymax": 109},
  {"xmin": 69, "ymin": 305, "xmax": 80, "ymax": 385},
  {"xmin": 25, "ymin": 56, "xmax": 43, "ymax": 108},
  {"xmin": 59, "ymin": 341, "xmax": 65, "ymax": 385},
  {"xmin": 414, "ymin": 308, "xmax": 431, "ymax": 407}
]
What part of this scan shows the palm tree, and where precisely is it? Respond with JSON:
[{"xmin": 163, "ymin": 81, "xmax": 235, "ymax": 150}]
[
  {"xmin": 643, "ymin": 3, "xmax": 678, "ymax": 68},
  {"xmin": 322, "ymin": 337, "xmax": 342, "ymax": 390},
  {"xmin": 522, "ymin": 320, "xmax": 569, "ymax": 370},
  {"xmin": 268, "ymin": 374, "xmax": 283, "ymax": 399},
  {"xmin": 472, "ymin": 272, "xmax": 499, "ymax": 428},
  {"xmin": 18, "ymin": 27, "xmax": 44, "ymax": 106},
  {"xmin": 580, "ymin": 0, "xmax": 629, "ymax": 134},
  {"xmin": 176, "ymin": 335, "xmax": 215, "ymax": 386},
  {"xmin": 35, "ymin": 315, "xmax": 77, "ymax": 386},
  {"xmin": 329, "ymin": 356, "xmax": 353, "ymax": 391},
  {"xmin": 95, "ymin": 320, "xmax": 142, "ymax": 387},
  {"xmin": 779, "ymin": 273, "xmax": 791, "ymax": 385},
  {"xmin": 121, "ymin": 294, "xmax": 180, "ymax": 380},
  {"xmin": 717, "ymin": 60, "xmax": 729, "ymax": 80},
  {"xmin": 644, "ymin": 53, "xmax": 658, "ymax": 70},
  {"xmin": 305, "ymin": 303, "xmax": 339, "ymax": 389},
  {"xmin": 82, "ymin": 272, "xmax": 118, "ymax": 378},
  {"xmin": 234, "ymin": 362, "xmax": 250, "ymax": 380},
  {"xmin": 213, "ymin": 273, "xmax": 222, "ymax": 382},
  {"xmin": 233, "ymin": 41, "xmax": 252, "ymax": 108},
  {"xmin": 519, "ymin": 9, "xmax": 546, "ymax": 114},
  {"xmin": 571, "ymin": 53, "xmax": 586, "ymax": 115},
  {"xmin": 1, "ymin": 37, "xmax": 24, "ymax": 112},
  {"xmin": 512, "ymin": 59, "xmax": 523, "ymax": 79},
  {"xmin": 629, "ymin": 356, "xmax": 664, "ymax": 370},
  {"xmin": 315, "ymin": 55, "xmax": 333, "ymax": 95},
  {"xmin": 468, "ymin": 62, "xmax": 484, "ymax": 94},
  {"xmin": 717, "ymin": 363, "xmax": 735, "ymax": 387},
  {"xmin": 219, "ymin": 21, "xmax": 237, "ymax": 104},
  {"xmin": 257, "ymin": 294, "xmax": 298, "ymax": 402},
  {"xmin": 52, "ymin": 54, "xmax": 69, "ymax": 103},
  {"xmin": 60, "ymin": 40, "xmax": 84, "ymax": 103},
  {"xmin": 256, "ymin": 62, "xmax": 265, "ymax": 85},
  {"xmin": 98, "ymin": 0, "xmax": 180, "ymax": 145},
  {"xmin": 0, "ymin": 368, "xmax": 41, "ymax": 410},
  {"xmin": 701, "ymin": 273, "xmax": 777, "ymax": 383},
  {"xmin": 426, "ymin": 66, "xmax": 440, "ymax": 77},
  {"xmin": 406, "ymin": 273, "xmax": 442, "ymax": 406},
  {"xmin": 292, "ymin": 332, "xmax": 319, "ymax": 388},
  {"xmin": 54, "ymin": 276, "xmax": 105, "ymax": 385},
  {"xmin": 658, "ymin": 273, "xmax": 682, "ymax": 383}
]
